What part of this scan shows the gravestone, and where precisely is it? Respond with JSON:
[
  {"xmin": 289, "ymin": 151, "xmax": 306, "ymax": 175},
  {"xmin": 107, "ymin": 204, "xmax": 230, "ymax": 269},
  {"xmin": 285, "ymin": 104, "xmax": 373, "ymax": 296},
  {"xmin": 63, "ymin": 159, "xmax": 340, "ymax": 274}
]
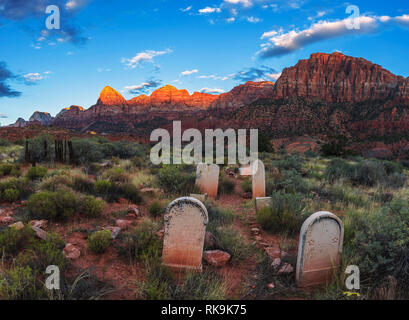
[
  {"xmin": 195, "ymin": 164, "xmax": 220, "ymax": 198},
  {"xmin": 162, "ymin": 197, "xmax": 209, "ymax": 271},
  {"xmin": 255, "ymin": 197, "xmax": 271, "ymax": 212},
  {"xmin": 251, "ymin": 160, "xmax": 265, "ymax": 199},
  {"xmin": 296, "ymin": 211, "xmax": 344, "ymax": 287}
]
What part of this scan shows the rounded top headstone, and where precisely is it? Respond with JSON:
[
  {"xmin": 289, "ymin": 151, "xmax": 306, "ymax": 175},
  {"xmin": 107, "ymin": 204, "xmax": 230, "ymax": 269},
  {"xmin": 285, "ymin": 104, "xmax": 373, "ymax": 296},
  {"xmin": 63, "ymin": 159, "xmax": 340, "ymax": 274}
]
[{"xmin": 165, "ymin": 196, "xmax": 209, "ymax": 225}]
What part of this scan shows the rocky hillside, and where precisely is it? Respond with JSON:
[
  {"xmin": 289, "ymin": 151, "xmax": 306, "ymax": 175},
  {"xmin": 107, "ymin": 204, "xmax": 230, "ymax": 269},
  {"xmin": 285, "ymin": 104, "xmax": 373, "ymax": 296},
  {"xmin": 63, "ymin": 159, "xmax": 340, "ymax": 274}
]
[{"xmin": 35, "ymin": 52, "xmax": 409, "ymax": 150}]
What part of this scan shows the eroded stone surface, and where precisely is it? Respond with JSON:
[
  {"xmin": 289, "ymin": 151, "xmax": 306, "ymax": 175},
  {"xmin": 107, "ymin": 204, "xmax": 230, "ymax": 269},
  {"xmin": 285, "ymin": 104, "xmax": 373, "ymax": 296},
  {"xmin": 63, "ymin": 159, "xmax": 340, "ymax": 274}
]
[
  {"xmin": 195, "ymin": 164, "xmax": 220, "ymax": 198},
  {"xmin": 251, "ymin": 160, "xmax": 265, "ymax": 199},
  {"xmin": 162, "ymin": 197, "xmax": 208, "ymax": 271},
  {"xmin": 296, "ymin": 211, "xmax": 344, "ymax": 287}
]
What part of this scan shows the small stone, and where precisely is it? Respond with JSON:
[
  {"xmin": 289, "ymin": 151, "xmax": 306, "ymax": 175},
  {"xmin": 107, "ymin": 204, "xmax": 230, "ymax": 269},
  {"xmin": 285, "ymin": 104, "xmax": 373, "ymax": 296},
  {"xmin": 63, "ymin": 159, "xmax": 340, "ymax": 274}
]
[
  {"xmin": 260, "ymin": 242, "xmax": 270, "ymax": 247},
  {"xmin": 115, "ymin": 219, "xmax": 131, "ymax": 230},
  {"xmin": 265, "ymin": 247, "xmax": 281, "ymax": 260},
  {"xmin": 0, "ymin": 216, "xmax": 14, "ymax": 225},
  {"xmin": 278, "ymin": 263, "xmax": 294, "ymax": 275},
  {"xmin": 204, "ymin": 231, "xmax": 218, "ymax": 249},
  {"xmin": 266, "ymin": 283, "xmax": 275, "ymax": 290},
  {"xmin": 272, "ymin": 258, "xmax": 281, "ymax": 269},
  {"xmin": 128, "ymin": 205, "xmax": 139, "ymax": 216},
  {"xmin": 63, "ymin": 243, "xmax": 81, "ymax": 260},
  {"xmin": 103, "ymin": 226, "xmax": 121, "ymax": 239},
  {"xmin": 203, "ymin": 250, "xmax": 231, "ymax": 267},
  {"xmin": 251, "ymin": 228, "xmax": 260, "ymax": 235},
  {"xmin": 9, "ymin": 221, "xmax": 24, "ymax": 230},
  {"xmin": 29, "ymin": 220, "xmax": 48, "ymax": 230},
  {"xmin": 255, "ymin": 235, "xmax": 262, "ymax": 242},
  {"xmin": 31, "ymin": 226, "xmax": 47, "ymax": 240}
]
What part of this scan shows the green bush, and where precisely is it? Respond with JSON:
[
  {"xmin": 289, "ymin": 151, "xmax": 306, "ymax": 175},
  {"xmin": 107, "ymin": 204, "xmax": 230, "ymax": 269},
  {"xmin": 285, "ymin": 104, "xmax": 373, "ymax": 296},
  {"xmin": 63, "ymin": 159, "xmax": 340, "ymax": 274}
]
[
  {"xmin": 94, "ymin": 180, "xmax": 112, "ymax": 196},
  {"xmin": 158, "ymin": 165, "xmax": 196, "ymax": 195},
  {"xmin": 0, "ymin": 164, "xmax": 14, "ymax": 176},
  {"xmin": 273, "ymin": 154, "xmax": 303, "ymax": 172},
  {"xmin": 148, "ymin": 201, "xmax": 164, "ymax": 217},
  {"xmin": 0, "ymin": 266, "xmax": 45, "ymax": 300},
  {"xmin": 27, "ymin": 189, "xmax": 79, "ymax": 221},
  {"xmin": 256, "ymin": 191, "xmax": 306, "ymax": 235},
  {"xmin": 10, "ymin": 168, "xmax": 22, "ymax": 177},
  {"xmin": 17, "ymin": 234, "xmax": 66, "ymax": 271},
  {"xmin": 38, "ymin": 174, "xmax": 73, "ymax": 192},
  {"xmin": 114, "ymin": 182, "xmax": 142, "ymax": 204},
  {"xmin": 0, "ymin": 177, "xmax": 33, "ymax": 200},
  {"xmin": 241, "ymin": 179, "xmax": 252, "ymax": 193},
  {"xmin": 26, "ymin": 166, "xmax": 48, "ymax": 180},
  {"xmin": 0, "ymin": 226, "xmax": 35, "ymax": 257},
  {"xmin": 87, "ymin": 230, "xmax": 112, "ymax": 254},
  {"xmin": 81, "ymin": 196, "xmax": 106, "ymax": 218},
  {"xmin": 268, "ymin": 169, "xmax": 308, "ymax": 195},
  {"xmin": 73, "ymin": 175, "xmax": 95, "ymax": 194},
  {"xmin": 2, "ymin": 188, "xmax": 20, "ymax": 203},
  {"xmin": 218, "ymin": 177, "xmax": 235, "ymax": 195},
  {"xmin": 103, "ymin": 167, "xmax": 130, "ymax": 184},
  {"xmin": 118, "ymin": 219, "xmax": 161, "ymax": 261}
]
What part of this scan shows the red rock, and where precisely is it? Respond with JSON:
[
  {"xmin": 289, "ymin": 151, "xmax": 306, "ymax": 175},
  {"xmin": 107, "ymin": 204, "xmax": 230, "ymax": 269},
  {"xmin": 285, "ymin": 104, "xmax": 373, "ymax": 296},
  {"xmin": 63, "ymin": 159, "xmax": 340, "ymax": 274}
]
[
  {"xmin": 63, "ymin": 243, "xmax": 81, "ymax": 260},
  {"xmin": 265, "ymin": 247, "xmax": 281, "ymax": 260},
  {"xmin": 0, "ymin": 216, "xmax": 14, "ymax": 225},
  {"xmin": 29, "ymin": 220, "xmax": 48, "ymax": 229},
  {"xmin": 97, "ymin": 86, "xmax": 127, "ymax": 106},
  {"xmin": 203, "ymin": 250, "xmax": 231, "ymax": 267},
  {"xmin": 115, "ymin": 219, "xmax": 132, "ymax": 230}
]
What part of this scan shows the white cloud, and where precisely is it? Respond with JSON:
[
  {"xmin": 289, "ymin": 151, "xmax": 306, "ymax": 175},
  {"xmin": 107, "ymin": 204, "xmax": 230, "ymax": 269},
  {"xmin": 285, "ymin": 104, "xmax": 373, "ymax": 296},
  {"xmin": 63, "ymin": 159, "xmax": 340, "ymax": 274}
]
[
  {"xmin": 247, "ymin": 16, "xmax": 261, "ymax": 23},
  {"xmin": 24, "ymin": 73, "xmax": 44, "ymax": 83},
  {"xmin": 199, "ymin": 7, "xmax": 221, "ymax": 14},
  {"xmin": 259, "ymin": 14, "xmax": 409, "ymax": 58},
  {"xmin": 227, "ymin": 17, "xmax": 236, "ymax": 23},
  {"xmin": 181, "ymin": 69, "xmax": 199, "ymax": 76},
  {"xmin": 180, "ymin": 6, "xmax": 192, "ymax": 12},
  {"xmin": 224, "ymin": 0, "xmax": 253, "ymax": 8},
  {"xmin": 122, "ymin": 49, "xmax": 172, "ymax": 68},
  {"xmin": 266, "ymin": 72, "xmax": 282, "ymax": 81},
  {"xmin": 200, "ymin": 88, "xmax": 225, "ymax": 94}
]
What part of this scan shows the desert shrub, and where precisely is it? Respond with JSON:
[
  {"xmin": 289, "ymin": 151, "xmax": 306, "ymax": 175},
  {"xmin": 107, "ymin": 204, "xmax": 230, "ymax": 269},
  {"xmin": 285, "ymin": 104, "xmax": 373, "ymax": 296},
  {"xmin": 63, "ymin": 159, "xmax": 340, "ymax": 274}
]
[
  {"xmin": 0, "ymin": 139, "xmax": 11, "ymax": 147},
  {"xmin": 349, "ymin": 198, "xmax": 409, "ymax": 297},
  {"xmin": 257, "ymin": 191, "xmax": 306, "ymax": 235},
  {"xmin": 103, "ymin": 167, "xmax": 130, "ymax": 184},
  {"xmin": 81, "ymin": 196, "xmax": 106, "ymax": 218},
  {"xmin": 148, "ymin": 201, "xmax": 164, "ymax": 217},
  {"xmin": 26, "ymin": 166, "xmax": 48, "ymax": 180},
  {"xmin": 38, "ymin": 174, "xmax": 73, "ymax": 192},
  {"xmin": 273, "ymin": 154, "xmax": 303, "ymax": 172},
  {"xmin": 117, "ymin": 218, "xmax": 161, "ymax": 261},
  {"xmin": 0, "ymin": 177, "xmax": 34, "ymax": 200},
  {"xmin": 268, "ymin": 170, "xmax": 308, "ymax": 195},
  {"xmin": 218, "ymin": 177, "xmax": 235, "ymax": 195},
  {"xmin": 87, "ymin": 230, "xmax": 112, "ymax": 254},
  {"xmin": 0, "ymin": 163, "xmax": 14, "ymax": 176},
  {"xmin": 206, "ymin": 204, "xmax": 235, "ymax": 233},
  {"xmin": 304, "ymin": 149, "xmax": 318, "ymax": 158},
  {"xmin": 27, "ymin": 189, "xmax": 78, "ymax": 221},
  {"xmin": 73, "ymin": 175, "xmax": 95, "ymax": 194},
  {"xmin": 241, "ymin": 179, "xmax": 252, "ymax": 193},
  {"xmin": 94, "ymin": 180, "xmax": 112, "ymax": 197},
  {"xmin": 137, "ymin": 258, "xmax": 226, "ymax": 300},
  {"xmin": 0, "ymin": 266, "xmax": 45, "ymax": 300},
  {"xmin": 17, "ymin": 234, "xmax": 66, "ymax": 271},
  {"xmin": 1, "ymin": 188, "xmax": 20, "ymax": 203},
  {"xmin": 10, "ymin": 168, "xmax": 22, "ymax": 177},
  {"xmin": 158, "ymin": 165, "xmax": 196, "ymax": 195},
  {"xmin": 113, "ymin": 182, "xmax": 142, "ymax": 204},
  {"xmin": 212, "ymin": 227, "xmax": 253, "ymax": 265},
  {"xmin": 27, "ymin": 192, "xmax": 57, "ymax": 220},
  {"xmin": 325, "ymin": 158, "xmax": 407, "ymax": 188},
  {"xmin": 0, "ymin": 226, "xmax": 35, "ymax": 257}
]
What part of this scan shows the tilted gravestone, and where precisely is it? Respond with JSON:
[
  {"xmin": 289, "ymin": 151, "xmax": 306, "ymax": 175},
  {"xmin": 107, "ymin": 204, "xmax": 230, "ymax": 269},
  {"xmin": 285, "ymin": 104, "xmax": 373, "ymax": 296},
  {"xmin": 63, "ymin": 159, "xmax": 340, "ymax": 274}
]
[
  {"xmin": 195, "ymin": 164, "xmax": 220, "ymax": 198},
  {"xmin": 296, "ymin": 211, "xmax": 344, "ymax": 287},
  {"xmin": 162, "ymin": 197, "xmax": 209, "ymax": 271},
  {"xmin": 251, "ymin": 160, "xmax": 266, "ymax": 199}
]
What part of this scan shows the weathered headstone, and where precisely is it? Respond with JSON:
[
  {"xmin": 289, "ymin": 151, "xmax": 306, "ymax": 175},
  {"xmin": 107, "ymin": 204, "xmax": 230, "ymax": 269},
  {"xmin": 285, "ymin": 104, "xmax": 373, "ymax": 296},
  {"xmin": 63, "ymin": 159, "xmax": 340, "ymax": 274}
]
[
  {"xmin": 195, "ymin": 164, "xmax": 220, "ymax": 198},
  {"xmin": 255, "ymin": 197, "xmax": 271, "ymax": 212},
  {"xmin": 296, "ymin": 211, "xmax": 344, "ymax": 287},
  {"xmin": 251, "ymin": 160, "xmax": 265, "ymax": 199},
  {"xmin": 162, "ymin": 197, "xmax": 209, "ymax": 271}
]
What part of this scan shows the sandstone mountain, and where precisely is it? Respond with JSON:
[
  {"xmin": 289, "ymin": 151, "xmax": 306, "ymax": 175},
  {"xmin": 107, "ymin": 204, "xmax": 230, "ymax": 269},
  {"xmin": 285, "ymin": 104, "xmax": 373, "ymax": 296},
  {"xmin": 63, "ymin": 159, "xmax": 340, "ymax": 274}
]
[
  {"xmin": 47, "ymin": 52, "xmax": 409, "ymax": 154},
  {"xmin": 10, "ymin": 111, "xmax": 54, "ymax": 128}
]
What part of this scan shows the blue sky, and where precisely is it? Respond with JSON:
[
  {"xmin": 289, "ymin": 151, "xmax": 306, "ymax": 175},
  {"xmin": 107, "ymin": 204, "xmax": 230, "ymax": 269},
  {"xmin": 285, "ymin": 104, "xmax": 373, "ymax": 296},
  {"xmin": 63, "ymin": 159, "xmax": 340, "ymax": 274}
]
[{"xmin": 0, "ymin": 0, "xmax": 409, "ymax": 125}]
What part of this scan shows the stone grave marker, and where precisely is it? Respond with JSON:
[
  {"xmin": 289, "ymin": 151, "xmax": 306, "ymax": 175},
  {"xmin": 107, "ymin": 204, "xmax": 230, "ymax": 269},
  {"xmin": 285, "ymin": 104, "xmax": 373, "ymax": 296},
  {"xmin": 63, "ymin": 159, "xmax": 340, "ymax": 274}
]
[
  {"xmin": 162, "ymin": 197, "xmax": 209, "ymax": 271},
  {"xmin": 195, "ymin": 164, "xmax": 220, "ymax": 198},
  {"xmin": 296, "ymin": 211, "xmax": 344, "ymax": 287},
  {"xmin": 251, "ymin": 160, "xmax": 265, "ymax": 199}
]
